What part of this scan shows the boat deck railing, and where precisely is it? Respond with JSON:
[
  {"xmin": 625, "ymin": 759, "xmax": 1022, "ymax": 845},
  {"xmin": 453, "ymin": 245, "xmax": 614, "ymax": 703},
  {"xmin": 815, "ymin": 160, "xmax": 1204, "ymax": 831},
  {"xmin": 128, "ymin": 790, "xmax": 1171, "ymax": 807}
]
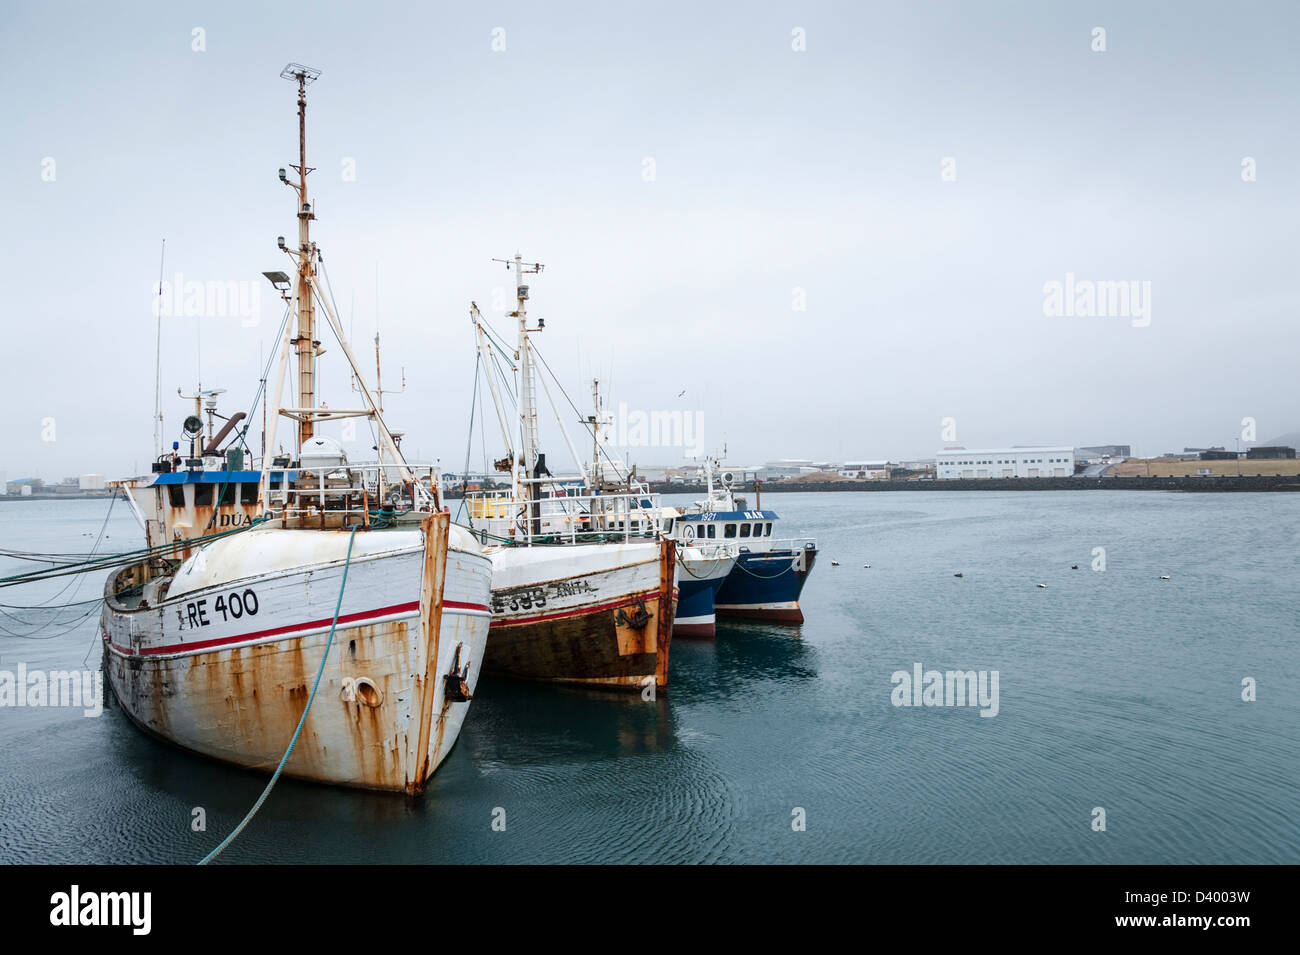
[
  {"xmin": 462, "ymin": 487, "xmax": 664, "ymax": 546},
  {"xmin": 261, "ymin": 461, "xmax": 440, "ymax": 529},
  {"xmin": 678, "ymin": 540, "xmax": 739, "ymax": 562}
]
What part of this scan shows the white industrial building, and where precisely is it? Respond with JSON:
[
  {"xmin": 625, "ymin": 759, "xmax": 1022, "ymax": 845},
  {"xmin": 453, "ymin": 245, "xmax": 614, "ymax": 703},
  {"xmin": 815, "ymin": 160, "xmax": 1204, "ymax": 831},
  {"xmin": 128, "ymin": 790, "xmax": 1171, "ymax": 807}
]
[
  {"xmin": 935, "ymin": 447, "xmax": 1075, "ymax": 479},
  {"xmin": 838, "ymin": 461, "xmax": 890, "ymax": 479}
]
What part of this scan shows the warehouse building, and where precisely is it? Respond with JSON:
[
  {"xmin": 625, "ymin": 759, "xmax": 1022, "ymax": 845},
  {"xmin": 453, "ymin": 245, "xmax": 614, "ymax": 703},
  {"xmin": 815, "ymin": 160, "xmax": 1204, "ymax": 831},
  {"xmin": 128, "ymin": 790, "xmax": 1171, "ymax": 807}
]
[
  {"xmin": 763, "ymin": 459, "xmax": 818, "ymax": 478},
  {"xmin": 838, "ymin": 461, "xmax": 891, "ymax": 479},
  {"xmin": 935, "ymin": 447, "xmax": 1075, "ymax": 479},
  {"xmin": 1246, "ymin": 446, "xmax": 1295, "ymax": 460}
]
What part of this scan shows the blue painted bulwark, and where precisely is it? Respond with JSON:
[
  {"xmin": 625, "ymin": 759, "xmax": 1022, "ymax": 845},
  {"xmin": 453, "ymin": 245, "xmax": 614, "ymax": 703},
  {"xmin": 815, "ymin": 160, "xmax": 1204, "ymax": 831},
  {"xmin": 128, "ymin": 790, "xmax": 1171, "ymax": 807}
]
[{"xmin": 152, "ymin": 470, "xmax": 263, "ymax": 485}]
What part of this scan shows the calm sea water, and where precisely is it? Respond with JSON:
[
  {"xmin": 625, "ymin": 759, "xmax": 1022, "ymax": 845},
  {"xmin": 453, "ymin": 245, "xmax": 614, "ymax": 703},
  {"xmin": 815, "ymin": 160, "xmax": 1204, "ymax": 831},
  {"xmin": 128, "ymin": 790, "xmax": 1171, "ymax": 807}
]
[{"xmin": 1, "ymin": 491, "xmax": 1297, "ymax": 864}]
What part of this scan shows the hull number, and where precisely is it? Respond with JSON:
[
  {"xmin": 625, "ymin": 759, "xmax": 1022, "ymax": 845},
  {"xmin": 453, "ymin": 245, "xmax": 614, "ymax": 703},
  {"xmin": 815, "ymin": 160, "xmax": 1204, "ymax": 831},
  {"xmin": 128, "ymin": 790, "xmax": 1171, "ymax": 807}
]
[{"xmin": 180, "ymin": 588, "xmax": 260, "ymax": 630}]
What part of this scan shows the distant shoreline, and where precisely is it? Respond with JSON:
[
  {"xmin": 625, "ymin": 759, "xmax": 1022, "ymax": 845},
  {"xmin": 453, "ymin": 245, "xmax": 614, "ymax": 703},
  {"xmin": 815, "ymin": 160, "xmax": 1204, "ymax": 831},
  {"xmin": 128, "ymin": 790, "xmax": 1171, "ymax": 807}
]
[
  {"xmin": 645, "ymin": 475, "xmax": 1300, "ymax": 493},
  {"xmin": 10, "ymin": 476, "xmax": 1298, "ymax": 506}
]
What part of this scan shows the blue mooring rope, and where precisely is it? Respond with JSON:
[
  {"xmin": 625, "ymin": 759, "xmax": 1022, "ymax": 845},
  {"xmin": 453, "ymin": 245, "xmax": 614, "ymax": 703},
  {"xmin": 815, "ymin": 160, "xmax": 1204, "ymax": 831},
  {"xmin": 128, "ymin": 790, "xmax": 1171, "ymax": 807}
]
[{"xmin": 197, "ymin": 525, "xmax": 359, "ymax": 865}]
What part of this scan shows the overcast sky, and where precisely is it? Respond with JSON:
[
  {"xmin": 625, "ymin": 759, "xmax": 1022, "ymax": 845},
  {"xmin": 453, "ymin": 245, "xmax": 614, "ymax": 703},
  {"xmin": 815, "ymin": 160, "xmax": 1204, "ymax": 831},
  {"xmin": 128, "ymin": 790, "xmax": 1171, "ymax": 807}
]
[{"xmin": 2, "ymin": 1, "xmax": 1296, "ymax": 480}]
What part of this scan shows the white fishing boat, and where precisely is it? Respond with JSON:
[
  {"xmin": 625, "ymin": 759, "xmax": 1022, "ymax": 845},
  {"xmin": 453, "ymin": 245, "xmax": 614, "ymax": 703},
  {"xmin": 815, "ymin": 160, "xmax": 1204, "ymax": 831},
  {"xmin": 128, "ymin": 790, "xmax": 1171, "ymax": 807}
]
[
  {"xmin": 659, "ymin": 524, "xmax": 737, "ymax": 637},
  {"xmin": 460, "ymin": 259, "xmax": 677, "ymax": 690},
  {"xmin": 101, "ymin": 64, "xmax": 492, "ymax": 793}
]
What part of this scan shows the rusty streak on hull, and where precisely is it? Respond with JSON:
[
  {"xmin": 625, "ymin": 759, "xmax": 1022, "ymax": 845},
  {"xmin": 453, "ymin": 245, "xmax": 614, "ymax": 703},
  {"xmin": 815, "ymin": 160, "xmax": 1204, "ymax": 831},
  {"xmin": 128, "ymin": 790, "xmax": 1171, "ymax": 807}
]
[
  {"xmin": 483, "ymin": 538, "xmax": 677, "ymax": 691},
  {"xmin": 411, "ymin": 512, "xmax": 447, "ymax": 792},
  {"xmin": 658, "ymin": 538, "xmax": 677, "ymax": 684},
  {"xmin": 106, "ymin": 619, "xmax": 418, "ymax": 791}
]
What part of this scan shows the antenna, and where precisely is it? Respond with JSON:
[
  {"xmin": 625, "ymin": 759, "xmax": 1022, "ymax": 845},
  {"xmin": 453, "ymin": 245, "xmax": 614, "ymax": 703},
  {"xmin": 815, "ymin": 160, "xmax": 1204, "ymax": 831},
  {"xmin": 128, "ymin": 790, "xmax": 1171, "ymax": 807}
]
[
  {"xmin": 153, "ymin": 238, "xmax": 165, "ymax": 459},
  {"xmin": 279, "ymin": 63, "xmax": 321, "ymax": 85}
]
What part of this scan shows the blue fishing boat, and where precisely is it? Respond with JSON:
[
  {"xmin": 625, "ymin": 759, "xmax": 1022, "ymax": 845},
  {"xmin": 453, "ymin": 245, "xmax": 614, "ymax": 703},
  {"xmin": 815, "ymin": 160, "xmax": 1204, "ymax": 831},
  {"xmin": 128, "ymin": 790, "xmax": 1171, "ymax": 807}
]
[{"xmin": 672, "ymin": 462, "xmax": 817, "ymax": 624}]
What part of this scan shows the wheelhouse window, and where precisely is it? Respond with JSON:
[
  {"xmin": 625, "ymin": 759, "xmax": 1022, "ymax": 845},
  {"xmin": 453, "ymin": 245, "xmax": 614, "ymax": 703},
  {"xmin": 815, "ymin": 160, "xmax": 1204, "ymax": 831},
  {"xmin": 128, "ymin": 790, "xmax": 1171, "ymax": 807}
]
[
  {"xmin": 724, "ymin": 523, "xmax": 737, "ymax": 538},
  {"xmin": 765, "ymin": 522, "xmax": 773, "ymax": 536},
  {"xmin": 739, "ymin": 523, "xmax": 751, "ymax": 537}
]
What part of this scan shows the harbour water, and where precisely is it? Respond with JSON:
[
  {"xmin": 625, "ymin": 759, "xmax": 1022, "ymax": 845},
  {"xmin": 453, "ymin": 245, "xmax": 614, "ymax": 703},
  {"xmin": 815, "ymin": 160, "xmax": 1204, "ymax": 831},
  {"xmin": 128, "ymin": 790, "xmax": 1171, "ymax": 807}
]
[{"xmin": 1, "ymin": 491, "xmax": 1296, "ymax": 864}]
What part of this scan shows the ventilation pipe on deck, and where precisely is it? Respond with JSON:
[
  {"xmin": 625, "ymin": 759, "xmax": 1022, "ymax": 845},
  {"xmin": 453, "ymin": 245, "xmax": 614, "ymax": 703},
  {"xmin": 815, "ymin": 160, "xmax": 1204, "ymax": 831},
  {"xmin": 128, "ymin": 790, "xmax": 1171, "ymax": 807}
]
[{"xmin": 204, "ymin": 412, "xmax": 247, "ymax": 454}]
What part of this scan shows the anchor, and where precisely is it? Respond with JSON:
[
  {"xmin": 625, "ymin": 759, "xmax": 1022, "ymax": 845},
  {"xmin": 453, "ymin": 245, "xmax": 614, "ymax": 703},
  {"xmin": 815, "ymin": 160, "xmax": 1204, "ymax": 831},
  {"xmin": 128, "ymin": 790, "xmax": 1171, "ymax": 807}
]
[
  {"xmin": 443, "ymin": 642, "xmax": 473, "ymax": 702},
  {"xmin": 615, "ymin": 596, "xmax": 653, "ymax": 629}
]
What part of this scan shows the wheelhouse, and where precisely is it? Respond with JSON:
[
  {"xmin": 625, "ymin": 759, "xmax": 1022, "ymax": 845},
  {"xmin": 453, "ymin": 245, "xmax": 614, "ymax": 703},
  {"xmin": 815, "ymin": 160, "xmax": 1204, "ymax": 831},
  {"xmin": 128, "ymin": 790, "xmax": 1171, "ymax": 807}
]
[{"xmin": 675, "ymin": 510, "xmax": 779, "ymax": 543}]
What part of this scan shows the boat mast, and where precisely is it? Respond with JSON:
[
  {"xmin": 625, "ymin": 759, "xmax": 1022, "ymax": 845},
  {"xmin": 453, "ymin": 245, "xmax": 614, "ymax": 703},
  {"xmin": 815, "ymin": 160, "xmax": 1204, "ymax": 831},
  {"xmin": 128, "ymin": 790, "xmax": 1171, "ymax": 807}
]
[
  {"xmin": 495, "ymin": 255, "xmax": 544, "ymax": 485},
  {"xmin": 374, "ymin": 331, "xmax": 383, "ymax": 475},
  {"xmin": 590, "ymin": 378, "xmax": 601, "ymax": 484},
  {"xmin": 282, "ymin": 63, "xmax": 320, "ymax": 456},
  {"xmin": 260, "ymin": 64, "xmax": 430, "ymax": 514}
]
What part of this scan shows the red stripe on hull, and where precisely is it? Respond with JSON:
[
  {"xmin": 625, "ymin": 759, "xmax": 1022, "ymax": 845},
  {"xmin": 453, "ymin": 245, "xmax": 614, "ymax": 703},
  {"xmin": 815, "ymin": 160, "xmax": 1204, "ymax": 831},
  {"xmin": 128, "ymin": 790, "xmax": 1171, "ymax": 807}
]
[{"xmin": 111, "ymin": 599, "xmax": 490, "ymax": 657}]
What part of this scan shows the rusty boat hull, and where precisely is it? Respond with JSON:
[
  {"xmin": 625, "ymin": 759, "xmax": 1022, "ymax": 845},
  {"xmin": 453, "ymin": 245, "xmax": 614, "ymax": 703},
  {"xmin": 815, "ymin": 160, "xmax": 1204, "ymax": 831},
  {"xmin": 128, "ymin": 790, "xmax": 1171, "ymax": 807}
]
[
  {"xmin": 100, "ymin": 515, "xmax": 492, "ymax": 793},
  {"xmin": 482, "ymin": 538, "xmax": 677, "ymax": 690}
]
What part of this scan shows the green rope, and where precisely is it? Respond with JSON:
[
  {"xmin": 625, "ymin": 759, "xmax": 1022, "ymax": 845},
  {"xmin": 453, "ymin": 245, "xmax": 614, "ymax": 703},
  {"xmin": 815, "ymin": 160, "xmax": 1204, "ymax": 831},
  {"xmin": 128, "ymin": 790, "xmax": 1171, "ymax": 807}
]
[
  {"xmin": 0, "ymin": 518, "xmax": 266, "ymax": 590},
  {"xmin": 197, "ymin": 525, "xmax": 359, "ymax": 865}
]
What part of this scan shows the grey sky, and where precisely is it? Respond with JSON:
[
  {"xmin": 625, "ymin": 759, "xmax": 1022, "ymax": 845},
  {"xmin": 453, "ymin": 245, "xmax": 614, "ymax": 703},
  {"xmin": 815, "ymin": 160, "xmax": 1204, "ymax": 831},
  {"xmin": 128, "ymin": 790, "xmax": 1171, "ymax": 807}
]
[{"xmin": 2, "ymin": 1, "xmax": 1296, "ymax": 480}]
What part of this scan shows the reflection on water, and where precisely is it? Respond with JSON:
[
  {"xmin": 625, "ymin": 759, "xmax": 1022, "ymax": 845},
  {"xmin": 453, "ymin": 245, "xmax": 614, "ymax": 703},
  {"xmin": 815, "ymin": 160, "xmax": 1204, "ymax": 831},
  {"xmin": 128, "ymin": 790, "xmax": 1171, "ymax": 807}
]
[
  {"xmin": 462, "ymin": 676, "xmax": 679, "ymax": 766},
  {"xmin": 669, "ymin": 621, "xmax": 818, "ymax": 703}
]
